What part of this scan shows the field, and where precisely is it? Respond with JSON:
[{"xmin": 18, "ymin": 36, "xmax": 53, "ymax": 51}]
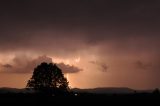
[{"xmin": 0, "ymin": 92, "xmax": 159, "ymax": 105}]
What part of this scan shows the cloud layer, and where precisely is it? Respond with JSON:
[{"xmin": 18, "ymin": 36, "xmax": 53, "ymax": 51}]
[
  {"xmin": 89, "ymin": 61, "xmax": 108, "ymax": 72},
  {"xmin": 0, "ymin": 0, "xmax": 160, "ymax": 56},
  {"xmin": 0, "ymin": 55, "xmax": 82, "ymax": 74}
]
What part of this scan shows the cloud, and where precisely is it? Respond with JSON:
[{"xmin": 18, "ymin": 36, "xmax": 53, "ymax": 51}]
[
  {"xmin": 57, "ymin": 63, "xmax": 82, "ymax": 73},
  {"xmin": 2, "ymin": 64, "xmax": 13, "ymax": 69},
  {"xmin": 134, "ymin": 60, "xmax": 152, "ymax": 70},
  {"xmin": 89, "ymin": 61, "xmax": 108, "ymax": 72},
  {"xmin": 0, "ymin": 64, "xmax": 13, "ymax": 72},
  {"xmin": 0, "ymin": 55, "xmax": 82, "ymax": 74},
  {"xmin": 0, "ymin": 0, "xmax": 159, "ymax": 57}
]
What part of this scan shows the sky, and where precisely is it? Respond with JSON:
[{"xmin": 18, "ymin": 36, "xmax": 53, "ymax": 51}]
[{"xmin": 0, "ymin": 0, "xmax": 160, "ymax": 89}]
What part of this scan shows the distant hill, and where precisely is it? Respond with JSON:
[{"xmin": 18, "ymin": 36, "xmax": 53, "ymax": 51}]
[
  {"xmin": 72, "ymin": 87, "xmax": 152, "ymax": 94},
  {"xmin": 0, "ymin": 88, "xmax": 35, "ymax": 94},
  {"xmin": 0, "ymin": 87, "xmax": 152, "ymax": 94}
]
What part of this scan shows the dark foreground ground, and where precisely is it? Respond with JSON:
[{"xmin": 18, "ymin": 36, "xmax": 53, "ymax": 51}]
[{"xmin": 0, "ymin": 92, "xmax": 160, "ymax": 105}]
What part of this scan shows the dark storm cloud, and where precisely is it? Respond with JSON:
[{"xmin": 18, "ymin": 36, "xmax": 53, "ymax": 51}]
[
  {"xmin": 0, "ymin": 55, "xmax": 52, "ymax": 73},
  {"xmin": 0, "ymin": 0, "xmax": 159, "ymax": 54},
  {"xmin": 89, "ymin": 61, "xmax": 108, "ymax": 72},
  {"xmin": 0, "ymin": 0, "xmax": 159, "ymax": 72},
  {"xmin": 57, "ymin": 63, "xmax": 82, "ymax": 73},
  {"xmin": 132, "ymin": 58, "xmax": 160, "ymax": 87},
  {"xmin": 134, "ymin": 60, "xmax": 152, "ymax": 70},
  {"xmin": 0, "ymin": 0, "xmax": 159, "ymax": 65},
  {"xmin": 0, "ymin": 55, "xmax": 81, "ymax": 74},
  {"xmin": 2, "ymin": 64, "xmax": 13, "ymax": 69},
  {"xmin": 134, "ymin": 58, "xmax": 160, "ymax": 71}
]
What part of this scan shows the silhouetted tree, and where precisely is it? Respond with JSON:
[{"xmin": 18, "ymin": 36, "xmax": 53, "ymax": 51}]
[
  {"xmin": 26, "ymin": 62, "xmax": 69, "ymax": 95},
  {"xmin": 153, "ymin": 88, "xmax": 160, "ymax": 95}
]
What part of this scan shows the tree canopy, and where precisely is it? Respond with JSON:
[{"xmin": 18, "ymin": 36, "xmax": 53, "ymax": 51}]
[{"xmin": 27, "ymin": 62, "xmax": 69, "ymax": 95}]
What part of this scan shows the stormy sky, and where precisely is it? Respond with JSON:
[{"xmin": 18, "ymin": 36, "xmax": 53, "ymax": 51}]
[{"xmin": 0, "ymin": 0, "xmax": 160, "ymax": 89}]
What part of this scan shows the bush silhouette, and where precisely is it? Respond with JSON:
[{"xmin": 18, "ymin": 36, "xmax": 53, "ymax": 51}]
[
  {"xmin": 153, "ymin": 88, "xmax": 160, "ymax": 95},
  {"xmin": 26, "ymin": 62, "xmax": 69, "ymax": 96}
]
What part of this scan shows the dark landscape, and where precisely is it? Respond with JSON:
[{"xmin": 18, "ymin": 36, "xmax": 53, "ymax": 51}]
[{"xmin": 0, "ymin": 87, "xmax": 159, "ymax": 104}]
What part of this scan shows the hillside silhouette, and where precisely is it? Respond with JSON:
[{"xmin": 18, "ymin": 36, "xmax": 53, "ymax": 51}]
[{"xmin": 0, "ymin": 87, "xmax": 159, "ymax": 104}]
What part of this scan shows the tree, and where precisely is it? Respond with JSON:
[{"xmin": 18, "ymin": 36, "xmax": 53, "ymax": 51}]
[
  {"xmin": 26, "ymin": 62, "xmax": 69, "ymax": 95},
  {"xmin": 153, "ymin": 88, "xmax": 160, "ymax": 95}
]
